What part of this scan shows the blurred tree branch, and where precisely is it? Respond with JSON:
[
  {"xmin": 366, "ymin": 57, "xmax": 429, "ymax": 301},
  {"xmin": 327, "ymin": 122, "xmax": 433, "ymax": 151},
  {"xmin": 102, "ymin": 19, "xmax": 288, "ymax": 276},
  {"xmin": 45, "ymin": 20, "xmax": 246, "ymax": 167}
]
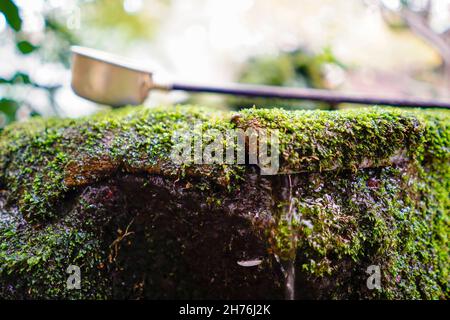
[{"xmin": 378, "ymin": 0, "xmax": 450, "ymax": 83}]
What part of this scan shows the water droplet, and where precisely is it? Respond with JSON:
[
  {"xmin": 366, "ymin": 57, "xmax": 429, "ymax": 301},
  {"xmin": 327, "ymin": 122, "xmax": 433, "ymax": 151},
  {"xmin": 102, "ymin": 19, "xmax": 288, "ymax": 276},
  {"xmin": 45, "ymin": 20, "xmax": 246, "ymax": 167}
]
[
  {"xmin": 302, "ymin": 219, "xmax": 313, "ymax": 229},
  {"xmin": 237, "ymin": 259, "xmax": 262, "ymax": 267}
]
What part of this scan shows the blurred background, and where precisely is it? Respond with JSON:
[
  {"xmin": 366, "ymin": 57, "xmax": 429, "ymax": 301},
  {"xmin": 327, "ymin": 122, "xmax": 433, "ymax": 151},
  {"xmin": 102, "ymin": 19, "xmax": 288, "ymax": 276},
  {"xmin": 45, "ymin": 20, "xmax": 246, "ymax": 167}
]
[{"xmin": 1, "ymin": 0, "xmax": 449, "ymax": 128}]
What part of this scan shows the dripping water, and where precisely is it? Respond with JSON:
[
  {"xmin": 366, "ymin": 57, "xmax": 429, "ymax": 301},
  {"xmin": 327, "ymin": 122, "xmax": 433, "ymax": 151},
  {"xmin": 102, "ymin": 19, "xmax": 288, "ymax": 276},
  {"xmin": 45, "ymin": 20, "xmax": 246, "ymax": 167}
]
[
  {"xmin": 275, "ymin": 174, "xmax": 297, "ymax": 300},
  {"xmin": 285, "ymin": 259, "xmax": 295, "ymax": 300}
]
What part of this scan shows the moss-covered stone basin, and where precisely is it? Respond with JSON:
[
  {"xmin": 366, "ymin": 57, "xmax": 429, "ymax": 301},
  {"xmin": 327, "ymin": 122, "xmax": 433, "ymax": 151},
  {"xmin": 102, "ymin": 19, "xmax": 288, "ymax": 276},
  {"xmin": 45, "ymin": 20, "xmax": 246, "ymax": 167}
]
[{"xmin": 0, "ymin": 105, "xmax": 448, "ymax": 299}]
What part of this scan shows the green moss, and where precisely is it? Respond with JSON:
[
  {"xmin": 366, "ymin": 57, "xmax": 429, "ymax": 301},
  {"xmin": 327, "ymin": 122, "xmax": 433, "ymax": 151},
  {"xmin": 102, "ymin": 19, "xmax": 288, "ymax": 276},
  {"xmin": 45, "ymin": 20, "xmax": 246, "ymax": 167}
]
[
  {"xmin": 0, "ymin": 106, "xmax": 220, "ymax": 222},
  {"xmin": 0, "ymin": 212, "xmax": 109, "ymax": 298},
  {"xmin": 0, "ymin": 105, "xmax": 448, "ymax": 299},
  {"xmin": 1, "ymin": 105, "xmax": 447, "ymax": 222},
  {"xmin": 239, "ymin": 107, "xmax": 448, "ymax": 172},
  {"xmin": 266, "ymin": 164, "xmax": 448, "ymax": 299}
]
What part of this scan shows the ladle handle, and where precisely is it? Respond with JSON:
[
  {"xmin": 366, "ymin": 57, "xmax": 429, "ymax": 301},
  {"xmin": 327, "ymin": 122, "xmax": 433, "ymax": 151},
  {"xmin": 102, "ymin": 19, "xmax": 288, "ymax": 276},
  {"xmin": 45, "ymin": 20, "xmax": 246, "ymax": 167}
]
[{"xmin": 171, "ymin": 82, "xmax": 450, "ymax": 109}]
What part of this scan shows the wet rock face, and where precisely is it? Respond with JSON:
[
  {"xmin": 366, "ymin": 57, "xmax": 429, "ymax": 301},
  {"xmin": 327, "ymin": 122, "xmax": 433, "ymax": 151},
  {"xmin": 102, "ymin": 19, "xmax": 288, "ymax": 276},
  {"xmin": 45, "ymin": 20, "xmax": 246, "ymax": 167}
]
[
  {"xmin": 1, "ymin": 164, "xmax": 446, "ymax": 299},
  {"xmin": 76, "ymin": 171, "xmax": 283, "ymax": 299},
  {"xmin": 0, "ymin": 168, "xmax": 285, "ymax": 299},
  {"xmin": 0, "ymin": 106, "xmax": 448, "ymax": 299}
]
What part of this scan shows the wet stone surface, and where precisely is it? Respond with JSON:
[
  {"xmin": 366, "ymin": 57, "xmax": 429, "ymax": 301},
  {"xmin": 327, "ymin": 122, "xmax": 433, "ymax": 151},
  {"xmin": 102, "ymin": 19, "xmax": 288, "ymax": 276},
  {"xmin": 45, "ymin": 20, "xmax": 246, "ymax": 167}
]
[{"xmin": 0, "ymin": 105, "xmax": 448, "ymax": 299}]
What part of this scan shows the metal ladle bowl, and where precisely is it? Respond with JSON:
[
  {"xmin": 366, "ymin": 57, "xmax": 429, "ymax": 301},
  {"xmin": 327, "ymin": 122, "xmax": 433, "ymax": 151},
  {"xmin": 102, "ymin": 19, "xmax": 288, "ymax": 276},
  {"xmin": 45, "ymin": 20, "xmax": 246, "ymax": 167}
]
[{"xmin": 71, "ymin": 46, "xmax": 165, "ymax": 107}]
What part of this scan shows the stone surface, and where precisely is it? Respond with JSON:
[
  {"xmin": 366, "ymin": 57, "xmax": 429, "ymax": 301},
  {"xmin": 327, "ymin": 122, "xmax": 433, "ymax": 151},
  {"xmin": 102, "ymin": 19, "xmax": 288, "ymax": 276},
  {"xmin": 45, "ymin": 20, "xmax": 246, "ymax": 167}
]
[{"xmin": 0, "ymin": 105, "xmax": 448, "ymax": 299}]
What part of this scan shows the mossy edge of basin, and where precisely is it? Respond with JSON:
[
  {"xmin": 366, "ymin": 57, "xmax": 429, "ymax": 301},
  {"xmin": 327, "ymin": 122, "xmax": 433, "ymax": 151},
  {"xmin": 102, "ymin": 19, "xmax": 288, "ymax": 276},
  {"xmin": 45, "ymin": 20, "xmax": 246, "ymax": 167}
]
[
  {"xmin": 1, "ymin": 105, "xmax": 448, "ymax": 223},
  {"xmin": 0, "ymin": 105, "xmax": 448, "ymax": 299}
]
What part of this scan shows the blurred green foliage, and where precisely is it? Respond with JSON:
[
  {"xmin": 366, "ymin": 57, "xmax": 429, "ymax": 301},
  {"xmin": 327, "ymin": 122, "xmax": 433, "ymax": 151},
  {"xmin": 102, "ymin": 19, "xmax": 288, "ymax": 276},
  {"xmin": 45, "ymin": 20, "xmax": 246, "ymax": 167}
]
[
  {"xmin": 240, "ymin": 48, "xmax": 340, "ymax": 88},
  {"xmin": 0, "ymin": 99, "xmax": 20, "ymax": 129},
  {"xmin": 83, "ymin": 0, "xmax": 156, "ymax": 41},
  {"xmin": 0, "ymin": 0, "xmax": 21, "ymax": 31},
  {"xmin": 0, "ymin": 0, "xmax": 165, "ymax": 131},
  {"xmin": 16, "ymin": 40, "xmax": 39, "ymax": 55},
  {"xmin": 228, "ymin": 48, "xmax": 344, "ymax": 110},
  {"xmin": 0, "ymin": 0, "xmax": 79, "ymax": 130}
]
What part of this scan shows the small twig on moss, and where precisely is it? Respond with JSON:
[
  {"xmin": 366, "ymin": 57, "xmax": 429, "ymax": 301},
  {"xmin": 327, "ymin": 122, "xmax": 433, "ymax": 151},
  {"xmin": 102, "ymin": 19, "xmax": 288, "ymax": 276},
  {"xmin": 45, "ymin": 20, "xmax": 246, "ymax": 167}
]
[{"xmin": 108, "ymin": 218, "xmax": 135, "ymax": 263}]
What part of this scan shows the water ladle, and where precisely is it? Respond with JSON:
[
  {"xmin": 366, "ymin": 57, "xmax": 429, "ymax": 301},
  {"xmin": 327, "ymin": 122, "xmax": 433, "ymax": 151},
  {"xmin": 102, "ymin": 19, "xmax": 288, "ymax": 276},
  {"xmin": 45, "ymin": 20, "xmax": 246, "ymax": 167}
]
[{"xmin": 70, "ymin": 46, "xmax": 450, "ymax": 109}]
